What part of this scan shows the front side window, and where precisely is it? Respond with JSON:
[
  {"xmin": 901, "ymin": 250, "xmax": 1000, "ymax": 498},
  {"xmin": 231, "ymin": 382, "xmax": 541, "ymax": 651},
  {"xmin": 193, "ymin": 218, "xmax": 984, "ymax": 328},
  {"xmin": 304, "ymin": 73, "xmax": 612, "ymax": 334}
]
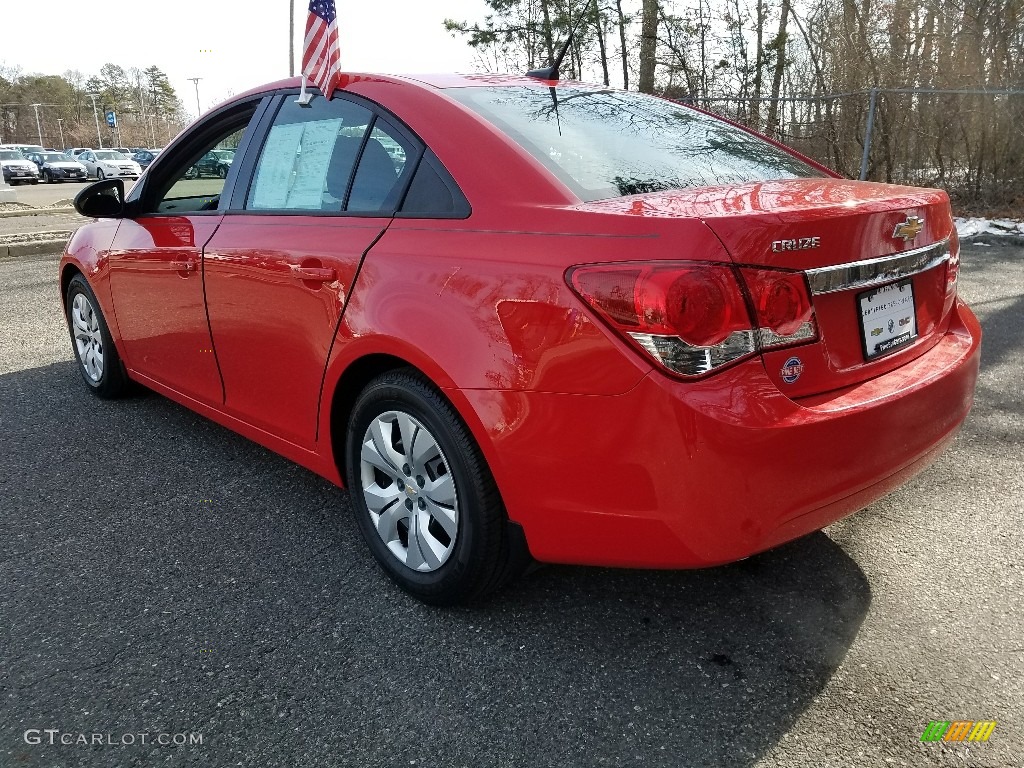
[{"xmin": 447, "ymin": 86, "xmax": 824, "ymax": 201}]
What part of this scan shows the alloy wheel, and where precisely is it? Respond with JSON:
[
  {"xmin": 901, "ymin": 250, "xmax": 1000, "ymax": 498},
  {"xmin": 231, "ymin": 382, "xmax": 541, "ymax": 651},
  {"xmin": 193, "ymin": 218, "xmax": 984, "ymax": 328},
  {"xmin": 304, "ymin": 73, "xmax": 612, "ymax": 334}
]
[
  {"xmin": 359, "ymin": 410, "xmax": 459, "ymax": 572},
  {"xmin": 71, "ymin": 293, "xmax": 104, "ymax": 382}
]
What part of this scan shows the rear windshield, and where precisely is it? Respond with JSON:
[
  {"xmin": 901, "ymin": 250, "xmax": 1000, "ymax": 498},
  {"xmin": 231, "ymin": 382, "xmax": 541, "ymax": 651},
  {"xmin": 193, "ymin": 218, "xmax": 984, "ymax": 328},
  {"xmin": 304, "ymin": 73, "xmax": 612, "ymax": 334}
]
[{"xmin": 447, "ymin": 86, "xmax": 823, "ymax": 201}]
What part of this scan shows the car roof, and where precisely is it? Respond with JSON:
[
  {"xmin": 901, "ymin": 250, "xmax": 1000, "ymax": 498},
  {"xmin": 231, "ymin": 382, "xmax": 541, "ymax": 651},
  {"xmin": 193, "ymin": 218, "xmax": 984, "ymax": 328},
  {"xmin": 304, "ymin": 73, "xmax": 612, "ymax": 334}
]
[{"xmin": 229, "ymin": 73, "xmax": 594, "ymax": 102}]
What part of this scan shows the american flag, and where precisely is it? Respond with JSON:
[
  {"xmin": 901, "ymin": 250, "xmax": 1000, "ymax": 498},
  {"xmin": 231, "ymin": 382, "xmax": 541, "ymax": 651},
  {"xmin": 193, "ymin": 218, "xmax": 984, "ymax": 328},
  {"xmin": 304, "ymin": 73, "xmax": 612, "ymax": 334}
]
[{"xmin": 303, "ymin": 0, "xmax": 343, "ymax": 99}]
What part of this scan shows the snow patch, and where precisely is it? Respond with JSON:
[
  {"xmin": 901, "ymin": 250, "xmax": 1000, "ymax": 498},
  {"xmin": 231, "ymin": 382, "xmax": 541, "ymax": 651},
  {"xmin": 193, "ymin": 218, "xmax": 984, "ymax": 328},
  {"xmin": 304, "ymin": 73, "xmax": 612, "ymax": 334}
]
[{"xmin": 955, "ymin": 217, "xmax": 1024, "ymax": 239}]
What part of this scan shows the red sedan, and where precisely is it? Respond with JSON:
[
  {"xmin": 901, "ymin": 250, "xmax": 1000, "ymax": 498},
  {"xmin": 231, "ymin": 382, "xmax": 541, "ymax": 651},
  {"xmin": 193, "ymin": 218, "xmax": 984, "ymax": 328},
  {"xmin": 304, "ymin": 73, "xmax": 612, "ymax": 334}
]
[{"xmin": 61, "ymin": 74, "xmax": 981, "ymax": 604}]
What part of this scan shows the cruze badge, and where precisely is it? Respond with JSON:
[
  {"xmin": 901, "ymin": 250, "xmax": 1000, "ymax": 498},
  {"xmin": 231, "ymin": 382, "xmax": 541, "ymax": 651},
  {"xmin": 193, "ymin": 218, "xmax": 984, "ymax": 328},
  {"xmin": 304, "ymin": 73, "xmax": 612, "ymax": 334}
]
[
  {"xmin": 893, "ymin": 216, "xmax": 924, "ymax": 242},
  {"xmin": 772, "ymin": 237, "xmax": 821, "ymax": 253}
]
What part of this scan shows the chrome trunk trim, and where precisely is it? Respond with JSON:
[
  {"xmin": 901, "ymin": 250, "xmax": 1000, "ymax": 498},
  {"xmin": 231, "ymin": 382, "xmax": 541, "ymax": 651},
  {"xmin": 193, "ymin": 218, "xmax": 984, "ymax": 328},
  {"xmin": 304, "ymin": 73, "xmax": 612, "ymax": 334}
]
[{"xmin": 805, "ymin": 239, "xmax": 950, "ymax": 296}]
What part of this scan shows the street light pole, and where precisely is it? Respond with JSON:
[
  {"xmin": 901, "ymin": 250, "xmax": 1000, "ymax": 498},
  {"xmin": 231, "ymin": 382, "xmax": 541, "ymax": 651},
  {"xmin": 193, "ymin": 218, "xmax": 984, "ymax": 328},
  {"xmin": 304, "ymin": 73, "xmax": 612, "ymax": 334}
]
[
  {"xmin": 289, "ymin": 0, "xmax": 295, "ymax": 77},
  {"xmin": 188, "ymin": 77, "xmax": 203, "ymax": 118},
  {"xmin": 56, "ymin": 118, "xmax": 65, "ymax": 149},
  {"xmin": 87, "ymin": 93, "xmax": 103, "ymax": 148},
  {"xmin": 30, "ymin": 104, "xmax": 43, "ymax": 145}
]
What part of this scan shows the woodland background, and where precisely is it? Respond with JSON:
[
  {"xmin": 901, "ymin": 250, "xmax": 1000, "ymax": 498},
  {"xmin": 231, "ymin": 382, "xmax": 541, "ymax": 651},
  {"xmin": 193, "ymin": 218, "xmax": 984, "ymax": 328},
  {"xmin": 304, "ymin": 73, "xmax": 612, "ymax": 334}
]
[
  {"xmin": 448, "ymin": 0, "xmax": 1024, "ymax": 214},
  {"xmin": 2, "ymin": 3, "xmax": 1021, "ymax": 214},
  {"xmin": 0, "ymin": 64, "xmax": 188, "ymax": 152}
]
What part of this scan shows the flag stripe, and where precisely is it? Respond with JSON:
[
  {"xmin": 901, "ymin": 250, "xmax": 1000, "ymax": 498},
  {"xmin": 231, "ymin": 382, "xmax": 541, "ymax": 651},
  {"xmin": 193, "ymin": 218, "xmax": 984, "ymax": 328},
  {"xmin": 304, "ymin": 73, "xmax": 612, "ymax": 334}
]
[{"xmin": 302, "ymin": 0, "xmax": 343, "ymax": 98}]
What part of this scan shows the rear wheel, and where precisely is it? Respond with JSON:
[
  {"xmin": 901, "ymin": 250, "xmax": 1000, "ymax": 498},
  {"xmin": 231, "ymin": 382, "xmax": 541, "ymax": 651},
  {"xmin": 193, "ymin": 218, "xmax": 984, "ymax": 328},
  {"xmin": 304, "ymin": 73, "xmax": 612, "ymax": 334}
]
[
  {"xmin": 64, "ymin": 274, "xmax": 130, "ymax": 398},
  {"xmin": 345, "ymin": 370, "xmax": 527, "ymax": 605}
]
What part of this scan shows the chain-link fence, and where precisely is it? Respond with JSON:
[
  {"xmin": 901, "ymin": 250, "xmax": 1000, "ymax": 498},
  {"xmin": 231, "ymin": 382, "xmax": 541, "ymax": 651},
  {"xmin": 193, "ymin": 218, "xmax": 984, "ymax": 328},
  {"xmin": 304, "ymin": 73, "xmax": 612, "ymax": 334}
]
[{"xmin": 698, "ymin": 88, "xmax": 1024, "ymax": 215}]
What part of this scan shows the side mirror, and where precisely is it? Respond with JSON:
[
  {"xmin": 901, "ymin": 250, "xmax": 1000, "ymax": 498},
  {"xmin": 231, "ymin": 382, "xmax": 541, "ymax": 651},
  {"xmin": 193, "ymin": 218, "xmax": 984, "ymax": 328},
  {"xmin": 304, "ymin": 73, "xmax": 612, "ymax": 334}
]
[{"xmin": 74, "ymin": 178, "xmax": 125, "ymax": 218}]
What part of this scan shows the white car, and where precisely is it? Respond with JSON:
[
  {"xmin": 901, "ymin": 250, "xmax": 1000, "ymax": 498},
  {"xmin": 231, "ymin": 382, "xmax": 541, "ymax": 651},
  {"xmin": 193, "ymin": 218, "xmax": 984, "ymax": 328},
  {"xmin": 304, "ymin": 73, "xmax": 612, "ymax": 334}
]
[
  {"xmin": 0, "ymin": 149, "xmax": 40, "ymax": 185},
  {"xmin": 77, "ymin": 149, "xmax": 142, "ymax": 180}
]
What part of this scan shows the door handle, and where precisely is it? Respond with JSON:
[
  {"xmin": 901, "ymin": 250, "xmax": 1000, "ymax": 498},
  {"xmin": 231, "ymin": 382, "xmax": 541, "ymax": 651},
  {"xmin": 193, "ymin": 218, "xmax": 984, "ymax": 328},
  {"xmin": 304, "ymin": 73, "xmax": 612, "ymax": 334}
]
[
  {"xmin": 170, "ymin": 259, "xmax": 196, "ymax": 273},
  {"xmin": 292, "ymin": 265, "xmax": 336, "ymax": 282}
]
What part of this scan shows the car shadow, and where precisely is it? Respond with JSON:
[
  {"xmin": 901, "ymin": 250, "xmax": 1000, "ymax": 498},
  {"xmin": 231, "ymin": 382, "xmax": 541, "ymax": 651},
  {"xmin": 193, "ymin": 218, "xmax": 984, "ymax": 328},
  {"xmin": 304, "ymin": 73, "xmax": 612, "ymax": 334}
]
[{"xmin": 1, "ymin": 361, "xmax": 870, "ymax": 768}]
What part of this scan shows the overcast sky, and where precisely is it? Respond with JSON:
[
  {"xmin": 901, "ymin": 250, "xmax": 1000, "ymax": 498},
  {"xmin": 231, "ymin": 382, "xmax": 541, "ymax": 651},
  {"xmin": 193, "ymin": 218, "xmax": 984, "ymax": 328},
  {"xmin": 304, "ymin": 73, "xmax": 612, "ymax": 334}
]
[{"xmin": 1, "ymin": 0, "xmax": 487, "ymax": 117}]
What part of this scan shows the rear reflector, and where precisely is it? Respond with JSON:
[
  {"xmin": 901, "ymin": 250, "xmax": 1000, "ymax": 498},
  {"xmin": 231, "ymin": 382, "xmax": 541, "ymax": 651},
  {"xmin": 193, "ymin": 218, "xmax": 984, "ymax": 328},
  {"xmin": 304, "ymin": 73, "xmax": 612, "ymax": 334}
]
[{"xmin": 569, "ymin": 262, "xmax": 818, "ymax": 377}]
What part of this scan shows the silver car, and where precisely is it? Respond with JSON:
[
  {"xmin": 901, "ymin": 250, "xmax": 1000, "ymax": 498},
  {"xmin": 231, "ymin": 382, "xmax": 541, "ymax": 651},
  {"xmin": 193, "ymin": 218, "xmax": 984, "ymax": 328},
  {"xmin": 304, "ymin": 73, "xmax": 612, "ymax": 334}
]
[
  {"xmin": 77, "ymin": 149, "xmax": 142, "ymax": 180},
  {"xmin": 0, "ymin": 149, "xmax": 40, "ymax": 185}
]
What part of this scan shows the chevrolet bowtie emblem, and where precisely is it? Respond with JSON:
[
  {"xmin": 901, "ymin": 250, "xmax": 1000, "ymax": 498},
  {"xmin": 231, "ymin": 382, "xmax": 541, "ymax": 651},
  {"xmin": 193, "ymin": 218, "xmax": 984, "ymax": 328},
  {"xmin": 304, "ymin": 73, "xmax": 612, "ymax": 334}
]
[{"xmin": 893, "ymin": 216, "xmax": 924, "ymax": 242}]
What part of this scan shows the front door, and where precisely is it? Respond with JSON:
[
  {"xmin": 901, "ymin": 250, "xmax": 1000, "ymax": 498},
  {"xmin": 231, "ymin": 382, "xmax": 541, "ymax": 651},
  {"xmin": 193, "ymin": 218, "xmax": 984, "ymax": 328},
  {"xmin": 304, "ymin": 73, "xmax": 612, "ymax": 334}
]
[
  {"xmin": 107, "ymin": 101, "xmax": 263, "ymax": 405},
  {"xmin": 108, "ymin": 215, "xmax": 224, "ymax": 404}
]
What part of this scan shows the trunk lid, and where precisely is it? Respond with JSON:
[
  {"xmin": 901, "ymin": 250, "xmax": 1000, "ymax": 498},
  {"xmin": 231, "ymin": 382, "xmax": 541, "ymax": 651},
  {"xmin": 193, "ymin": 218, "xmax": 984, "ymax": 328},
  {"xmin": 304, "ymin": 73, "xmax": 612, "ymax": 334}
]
[{"xmin": 582, "ymin": 178, "xmax": 958, "ymax": 396}]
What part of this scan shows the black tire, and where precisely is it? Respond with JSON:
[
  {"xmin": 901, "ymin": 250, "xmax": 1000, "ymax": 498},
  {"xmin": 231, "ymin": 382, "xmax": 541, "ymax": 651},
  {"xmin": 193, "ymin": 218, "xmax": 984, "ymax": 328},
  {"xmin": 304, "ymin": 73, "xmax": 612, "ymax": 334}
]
[
  {"xmin": 97, "ymin": 168, "xmax": 106, "ymax": 180},
  {"xmin": 217, "ymin": 165, "xmax": 227, "ymax": 179},
  {"xmin": 185, "ymin": 166, "xmax": 198, "ymax": 180},
  {"xmin": 345, "ymin": 369, "xmax": 528, "ymax": 605},
  {"xmin": 64, "ymin": 274, "xmax": 131, "ymax": 399}
]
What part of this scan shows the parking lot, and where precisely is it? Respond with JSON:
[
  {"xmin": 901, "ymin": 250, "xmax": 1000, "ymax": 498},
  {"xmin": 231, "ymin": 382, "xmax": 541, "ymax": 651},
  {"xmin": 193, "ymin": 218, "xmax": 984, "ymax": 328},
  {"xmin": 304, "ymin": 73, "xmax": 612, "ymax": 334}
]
[{"xmin": 0, "ymin": 238, "xmax": 1021, "ymax": 767}]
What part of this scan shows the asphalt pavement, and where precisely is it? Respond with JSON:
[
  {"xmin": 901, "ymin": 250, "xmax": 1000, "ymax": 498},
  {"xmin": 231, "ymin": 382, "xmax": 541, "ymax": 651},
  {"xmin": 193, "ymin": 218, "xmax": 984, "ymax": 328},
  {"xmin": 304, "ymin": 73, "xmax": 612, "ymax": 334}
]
[{"xmin": 0, "ymin": 242, "xmax": 1021, "ymax": 768}]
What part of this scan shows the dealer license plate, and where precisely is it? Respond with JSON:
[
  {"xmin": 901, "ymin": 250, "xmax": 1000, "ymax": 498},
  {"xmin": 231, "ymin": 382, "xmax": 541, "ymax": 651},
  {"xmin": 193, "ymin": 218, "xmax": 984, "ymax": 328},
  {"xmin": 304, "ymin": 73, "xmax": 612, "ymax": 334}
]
[{"xmin": 858, "ymin": 279, "xmax": 917, "ymax": 359}]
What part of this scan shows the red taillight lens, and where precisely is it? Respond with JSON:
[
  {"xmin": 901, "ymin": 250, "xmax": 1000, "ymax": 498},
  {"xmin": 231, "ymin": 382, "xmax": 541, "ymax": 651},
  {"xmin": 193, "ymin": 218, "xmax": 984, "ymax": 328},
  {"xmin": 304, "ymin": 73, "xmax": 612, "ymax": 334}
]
[
  {"xmin": 739, "ymin": 267, "xmax": 814, "ymax": 337},
  {"xmin": 570, "ymin": 263, "xmax": 756, "ymax": 376},
  {"xmin": 569, "ymin": 261, "xmax": 818, "ymax": 378},
  {"xmin": 946, "ymin": 237, "xmax": 960, "ymax": 297}
]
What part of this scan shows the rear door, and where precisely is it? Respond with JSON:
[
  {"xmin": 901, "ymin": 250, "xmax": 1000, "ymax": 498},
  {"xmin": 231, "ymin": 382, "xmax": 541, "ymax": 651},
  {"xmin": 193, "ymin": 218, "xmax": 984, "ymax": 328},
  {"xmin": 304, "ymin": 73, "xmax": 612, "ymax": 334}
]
[{"xmin": 202, "ymin": 92, "xmax": 420, "ymax": 448}]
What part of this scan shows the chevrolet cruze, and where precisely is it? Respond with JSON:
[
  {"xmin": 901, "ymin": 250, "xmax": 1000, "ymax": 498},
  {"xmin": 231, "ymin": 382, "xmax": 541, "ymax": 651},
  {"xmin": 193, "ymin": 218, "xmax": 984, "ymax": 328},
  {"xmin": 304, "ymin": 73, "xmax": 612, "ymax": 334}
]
[{"xmin": 61, "ymin": 73, "xmax": 981, "ymax": 604}]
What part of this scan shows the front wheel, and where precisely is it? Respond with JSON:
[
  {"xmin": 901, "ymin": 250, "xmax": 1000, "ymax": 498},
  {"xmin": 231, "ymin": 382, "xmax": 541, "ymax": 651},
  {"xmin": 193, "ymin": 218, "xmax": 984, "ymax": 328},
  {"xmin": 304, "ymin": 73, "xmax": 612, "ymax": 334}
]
[
  {"xmin": 96, "ymin": 168, "xmax": 106, "ymax": 180},
  {"xmin": 345, "ymin": 370, "xmax": 527, "ymax": 605},
  {"xmin": 64, "ymin": 274, "xmax": 130, "ymax": 398}
]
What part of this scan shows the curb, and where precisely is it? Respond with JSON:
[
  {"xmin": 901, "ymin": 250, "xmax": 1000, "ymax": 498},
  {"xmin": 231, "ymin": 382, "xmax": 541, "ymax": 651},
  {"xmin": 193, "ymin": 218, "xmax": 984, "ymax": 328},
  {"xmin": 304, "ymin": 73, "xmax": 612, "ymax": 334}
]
[
  {"xmin": 1, "ymin": 239, "xmax": 69, "ymax": 259},
  {"xmin": 0, "ymin": 206, "xmax": 77, "ymax": 219}
]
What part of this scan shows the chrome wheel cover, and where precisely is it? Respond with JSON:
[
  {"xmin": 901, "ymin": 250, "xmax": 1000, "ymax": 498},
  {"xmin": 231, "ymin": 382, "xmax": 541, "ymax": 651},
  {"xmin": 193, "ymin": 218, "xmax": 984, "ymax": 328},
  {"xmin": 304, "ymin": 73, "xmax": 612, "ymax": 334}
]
[
  {"xmin": 71, "ymin": 293, "xmax": 104, "ymax": 382},
  {"xmin": 359, "ymin": 410, "xmax": 459, "ymax": 572}
]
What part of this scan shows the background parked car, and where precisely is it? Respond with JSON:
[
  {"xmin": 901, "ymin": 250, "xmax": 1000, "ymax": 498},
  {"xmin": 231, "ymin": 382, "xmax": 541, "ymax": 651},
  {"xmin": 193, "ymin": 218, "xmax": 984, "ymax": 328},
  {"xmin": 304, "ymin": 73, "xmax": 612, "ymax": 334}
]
[
  {"xmin": 185, "ymin": 148, "xmax": 233, "ymax": 179},
  {"xmin": 0, "ymin": 149, "xmax": 40, "ymax": 184},
  {"xmin": 77, "ymin": 149, "xmax": 142, "ymax": 180},
  {"xmin": 64, "ymin": 147, "xmax": 90, "ymax": 157},
  {"xmin": 25, "ymin": 151, "xmax": 88, "ymax": 183},
  {"xmin": 131, "ymin": 148, "xmax": 162, "ymax": 170},
  {"xmin": 8, "ymin": 144, "xmax": 45, "ymax": 156}
]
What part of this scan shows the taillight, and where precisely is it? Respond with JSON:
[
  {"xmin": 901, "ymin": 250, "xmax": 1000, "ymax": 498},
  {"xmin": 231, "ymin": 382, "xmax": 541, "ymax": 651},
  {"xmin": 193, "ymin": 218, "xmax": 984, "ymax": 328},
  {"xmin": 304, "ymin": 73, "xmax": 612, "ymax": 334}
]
[
  {"xmin": 946, "ymin": 236, "xmax": 960, "ymax": 298},
  {"xmin": 569, "ymin": 262, "xmax": 817, "ymax": 377},
  {"xmin": 738, "ymin": 266, "xmax": 818, "ymax": 348}
]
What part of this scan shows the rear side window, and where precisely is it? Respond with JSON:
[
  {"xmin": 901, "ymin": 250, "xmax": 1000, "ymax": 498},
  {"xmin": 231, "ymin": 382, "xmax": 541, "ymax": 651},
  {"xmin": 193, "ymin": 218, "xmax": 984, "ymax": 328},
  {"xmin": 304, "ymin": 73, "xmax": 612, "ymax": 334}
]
[
  {"xmin": 347, "ymin": 120, "xmax": 416, "ymax": 213},
  {"xmin": 399, "ymin": 151, "xmax": 470, "ymax": 218},
  {"xmin": 447, "ymin": 86, "xmax": 824, "ymax": 201}
]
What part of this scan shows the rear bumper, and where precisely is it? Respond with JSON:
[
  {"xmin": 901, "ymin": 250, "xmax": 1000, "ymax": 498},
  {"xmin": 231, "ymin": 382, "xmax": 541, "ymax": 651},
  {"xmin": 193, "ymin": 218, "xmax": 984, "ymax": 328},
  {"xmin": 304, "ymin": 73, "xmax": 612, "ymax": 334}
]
[{"xmin": 460, "ymin": 299, "xmax": 981, "ymax": 568}]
